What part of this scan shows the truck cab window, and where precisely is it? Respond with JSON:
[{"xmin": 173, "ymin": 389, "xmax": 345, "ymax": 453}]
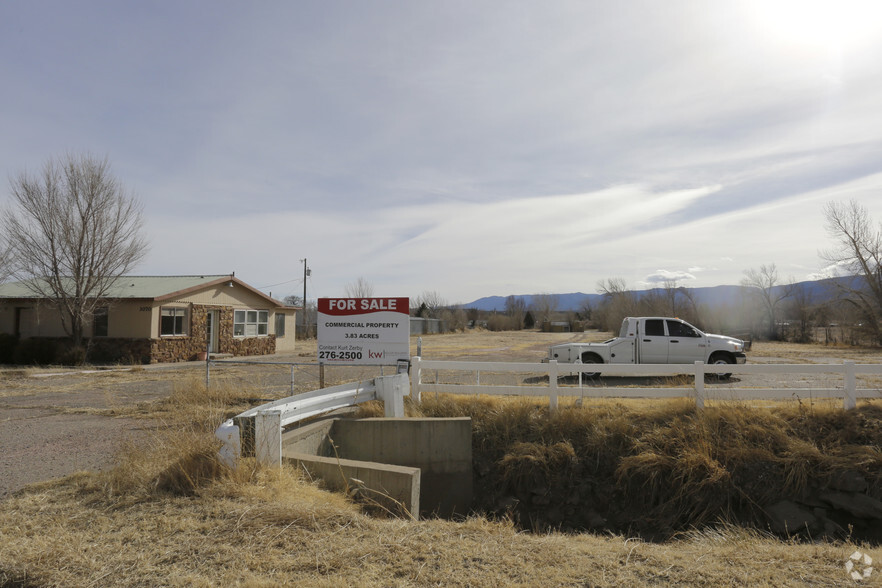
[
  {"xmin": 667, "ymin": 320, "xmax": 699, "ymax": 338},
  {"xmin": 644, "ymin": 319, "xmax": 665, "ymax": 336}
]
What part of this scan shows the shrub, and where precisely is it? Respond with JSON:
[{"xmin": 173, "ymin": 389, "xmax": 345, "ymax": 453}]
[
  {"xmin": 487, "ymin": 314, "xmax": 517, "ymax": 331},
  {"xmin": 12, "ymin": 338, "xmax": 58, "ymax": 365},
  {"xmin": 57, "ymin": 345, "xmax": 87, "ymax": 366},
  {"xmin": 0, "ymin": 333, "xmax": 18, "ymax": 364}
]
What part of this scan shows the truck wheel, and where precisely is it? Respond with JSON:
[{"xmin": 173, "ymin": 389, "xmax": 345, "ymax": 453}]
[
  {"xmin": 580, "ymin": 353, "xmax": 602, "ymax": 378},
  {"xmin": 710, "ymin": 354, "xmax": 734, "ymax": 380}
]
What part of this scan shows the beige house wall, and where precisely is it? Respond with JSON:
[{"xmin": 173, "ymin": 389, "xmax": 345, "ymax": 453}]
[
  {"xmin": 275, "ymin": 311, "xmax": 298, "ymax": 352},
  {"xmin": 0, "ymin": 302, "xmax": 68, "ymax": 338},
  {"xmin": 166, "ymin": 285, "xmax": 272, "ymax": 308},
  {"xmin": 0, "ymin": 300, "xmax": 153, "ymax": 339},
  {"xmin": 106, "ymin": 300, "xmax": 153, "ymax": 338}
]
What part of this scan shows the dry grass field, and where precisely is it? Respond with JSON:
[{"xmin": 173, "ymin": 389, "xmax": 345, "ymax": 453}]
[{"xmin": 1, "ymin": 330, "xmax": 881, "ymax": 587}]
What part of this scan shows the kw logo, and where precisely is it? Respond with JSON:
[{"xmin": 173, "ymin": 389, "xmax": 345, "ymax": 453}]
[{"xmin": 368, "ymin": 350, "xmax": 386, "ymax": 359}]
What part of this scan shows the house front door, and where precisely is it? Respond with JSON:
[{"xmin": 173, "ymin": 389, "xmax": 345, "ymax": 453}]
[{"xmin": 206, "ymin": 310, "xmax": 220, "ymax": 354}]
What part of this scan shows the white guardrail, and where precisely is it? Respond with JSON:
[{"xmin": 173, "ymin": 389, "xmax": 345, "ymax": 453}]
[
  {"xmin": 410, "ymin": 357, "xmax": 882, "ymax": 411},
  {"xmin": 215, "ymin": 373, "xmax": 409, "ymax": 466}
]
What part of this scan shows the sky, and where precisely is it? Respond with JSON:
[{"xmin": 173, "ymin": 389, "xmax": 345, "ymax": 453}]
[{"xmin": 2, "ymin": 1, "xmax": 882, "ymax": 304}]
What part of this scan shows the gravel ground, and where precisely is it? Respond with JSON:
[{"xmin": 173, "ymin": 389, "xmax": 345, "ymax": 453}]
[
  {"xmin": 2, "ymin": 339, "xmax": 881, "ymax": 500},
  {"xmin": 0, "ymin": 349, "xmax": 372, "ymax": 499},
  {"xmin": 0, "ymin": 365, "xmax": 183, "ymax": 498}
]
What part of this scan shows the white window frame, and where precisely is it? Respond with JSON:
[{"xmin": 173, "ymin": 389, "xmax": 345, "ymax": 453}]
[
  {"xmin": 160, "ymin": 307, "xmax": 187, "ymax": 337},
  {"xmin": 234, "ymin": 309, "xmax": 269, "ymax": 337}
]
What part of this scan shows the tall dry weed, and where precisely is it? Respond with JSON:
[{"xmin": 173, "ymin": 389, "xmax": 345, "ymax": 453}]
[
  {"xmin": 421, "ymin": 393, "xmax": 882, "ymax": 538},
  {"xmin": 94, "ymin": 377, "xmax": 288, "ymax": 501}
]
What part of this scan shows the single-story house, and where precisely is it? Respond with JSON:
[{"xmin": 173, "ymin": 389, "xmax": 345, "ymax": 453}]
[{"xmin": 0, "ymin": 275, "xmax": 298, "ymax": 363}]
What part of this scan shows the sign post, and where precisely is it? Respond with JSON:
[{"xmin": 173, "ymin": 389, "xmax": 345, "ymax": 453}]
[{"xmin": 317, "ymin": 297, "xmax": 410, "ymax": 365}]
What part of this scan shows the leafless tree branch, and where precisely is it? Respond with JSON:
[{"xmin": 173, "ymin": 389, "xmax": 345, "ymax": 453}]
[
  {"xmin": 820, "ymin": 200, "xmax": 882, "ymax": 344},
  {"xmin": 4, "ymin": 154, "xmax": 147, "ymax": 347}
]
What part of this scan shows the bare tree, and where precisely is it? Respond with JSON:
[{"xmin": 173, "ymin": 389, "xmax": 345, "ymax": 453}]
[
  {"xmin": 660, "ymin": 279, "xmax": 699, "ymax": 324},
  {"xmin": 821, "ymin": 200, "xmax": 882, "ymax": 344},
  {"xmin": 344, "ymin": 276, "xmax": 374, "ymax": 298},
  {"xmin": 4, "ymin": 154, "xmax": 146, "ymax": 348},
  {"xmin": 578, "ymin": 297, "xmax": 592, "ymax": 324},
  {"xmin": 414, "ymin": 290, "xmax": 446, "ymax": 318},
  {"xmin": 504, "ymin": 295, "xmax": 527, "ymax": 329},
  {"xmin": 439, "ymin": 306, "xmax": 468, "ymax": 332},
  {"xmin": 594, "ymin": 278, "xmax": 637, "ymax": 331},
  {"xmin": 785, "ymin": 283, "xmax": 816, "ymax": 343},
  {"xmin": 530, "ymin": 293, "xmax": 559, "ymax": 326},
  {"xmin": 740, "ymin": 264, "xmax": 795, "ymax": 340},
  {"xmin": 0, "ymin": 238, "xmax": 11, "ymax": 285},
  {"xmin": 284, "ymin": 294, "xmax": 316, "ymax": 337}
]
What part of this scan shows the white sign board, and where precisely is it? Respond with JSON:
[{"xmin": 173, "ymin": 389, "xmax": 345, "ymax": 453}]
[{"xmin": 317, "ymin": 297, "xmax": 410, "ymax": 365}]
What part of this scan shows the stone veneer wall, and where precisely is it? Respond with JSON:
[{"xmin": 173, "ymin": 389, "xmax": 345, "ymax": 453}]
[
  {"xmin": 149, "ymin": 304, "xmax": 276, "ymax": 363},
  {"xmin": 90, "ymin": 338, "xmax": 153, "ymax": 364}
]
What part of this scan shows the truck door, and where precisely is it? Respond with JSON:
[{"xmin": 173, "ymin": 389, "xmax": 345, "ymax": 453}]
[
  {"xmin": 666, "ymin": 319, "xmax": 704, "ymax": 364},
  {"xmin": 638, "ymin": 319, "xmax": 668, "ymax": 363}
]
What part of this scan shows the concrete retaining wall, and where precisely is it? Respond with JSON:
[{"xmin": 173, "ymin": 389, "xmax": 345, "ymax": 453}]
[
  {"xmin": 284, "ymin": 452, "xmax": 420, "ymax": 519},
  {"xmin": 330, "ymin": 417, "xmax": 472, "ymax": 518},
  {"xmin": 281, "ymin": 417, "xmax": 472, "ymax": 519}
]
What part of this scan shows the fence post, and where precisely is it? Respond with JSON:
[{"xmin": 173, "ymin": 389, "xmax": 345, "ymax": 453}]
[
  {"xmin": 411, "ymin": 356, "xmax": 422, "ymax": 402},
  {"xmin": 254, "ymin": 409, "xmax": 282, "ymax": 467},
  {"xmin": 844, "ymin": 360, "xmax": 857, "ymax": 410},
  {"xmin": 549, "ymin": 360, "xmax": 559, "ymax": 411},
  {"xmin": 376, "ymin": 373, "xmax": 408, "ymax": 417},
  {"xmin": 694, "ymin": 361, "xmax": 705, "ymax": 410}
]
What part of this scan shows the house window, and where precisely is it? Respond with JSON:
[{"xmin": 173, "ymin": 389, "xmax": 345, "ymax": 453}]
[
  {"xmin": 275, "ymin": 312, "xmax": 286, "ymax": 338},
  {"xmin": 93, "ymin": 307, "xmax": 109, "ymax": 337},
  {"xmin": 160, "ymin": 307, "xmax": 187, "ymax": 336},
  {"xmin": 234, "ymin": 309, "xmax": 268, "ymax": 337}
]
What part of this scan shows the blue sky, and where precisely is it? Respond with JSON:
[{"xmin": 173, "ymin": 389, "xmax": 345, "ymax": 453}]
[{"xmin": 3, "ymin": 1, "xmax": 882, "ymax": 303}]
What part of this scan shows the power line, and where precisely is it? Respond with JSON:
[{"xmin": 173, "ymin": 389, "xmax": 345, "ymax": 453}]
[{"xmin": 258, "ymin": 277, "xmax": 303, "ymax": 289}]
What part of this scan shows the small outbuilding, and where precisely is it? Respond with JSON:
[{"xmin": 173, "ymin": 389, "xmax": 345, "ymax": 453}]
[{"xmin": 0, "ymin": 275, "xmax": 298, "ymax": 363}]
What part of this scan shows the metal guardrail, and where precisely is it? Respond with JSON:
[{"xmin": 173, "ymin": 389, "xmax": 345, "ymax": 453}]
[
  {"xmin": 215, "ymin": 373, "xmax": 409, "ymax": 466},
  {"xmin": 410, "ymin": 357, "xmax": 882, "ymax": 411}
]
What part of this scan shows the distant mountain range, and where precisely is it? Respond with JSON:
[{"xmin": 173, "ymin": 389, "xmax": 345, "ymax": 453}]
[{"xmin": 464, "ymin": 278, "xmax": 849, "ymax": 312}]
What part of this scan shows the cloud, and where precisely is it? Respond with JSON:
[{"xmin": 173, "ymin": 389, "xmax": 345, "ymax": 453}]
[
  {"xmin": 641, "ymin": 270, "xmax": 699, "ymax": 286},
  {"xmin": 4, "ymin": 2, "xmax": 882, "ymax": 303}
]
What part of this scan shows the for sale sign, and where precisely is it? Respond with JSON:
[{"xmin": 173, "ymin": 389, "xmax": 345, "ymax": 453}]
[{"xmin": 317, "ymin": 297, "xmax": 410, "ymax": 364}]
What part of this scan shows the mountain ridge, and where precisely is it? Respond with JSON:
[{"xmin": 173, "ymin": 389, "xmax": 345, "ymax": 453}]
[{"xmin": 464, "ymin": 278, "xmax": 845, "ymax": 312}]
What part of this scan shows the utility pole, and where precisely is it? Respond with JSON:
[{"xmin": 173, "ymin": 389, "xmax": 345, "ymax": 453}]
[{"xmin": 300, "ymin": 258, "xmax": 310, "ymax": 337}]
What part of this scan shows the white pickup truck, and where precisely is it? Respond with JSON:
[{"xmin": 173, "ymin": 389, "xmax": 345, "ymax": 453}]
[{"xmin": 546, "ymin": 316, "xmax": 749, "ymax": 377}]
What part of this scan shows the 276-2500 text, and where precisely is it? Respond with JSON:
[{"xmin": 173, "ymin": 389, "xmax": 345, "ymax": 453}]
[{"xmin": 318, "ymin": 351, "xmax": 363, "ymax": 361}]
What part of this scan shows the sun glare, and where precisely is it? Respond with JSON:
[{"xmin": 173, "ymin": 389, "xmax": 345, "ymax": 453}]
[{"xmin": 750, "ymin": 0, "xmax": 882, "ymax": 53}]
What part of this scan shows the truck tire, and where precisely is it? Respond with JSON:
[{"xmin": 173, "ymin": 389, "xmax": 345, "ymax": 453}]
[
  {"xmin": 709, "ymin": 353, "xmax": 734, "ymax": 380},
  {"xmin": 580, "ymin": 353, "xmax": 602, "ymax": 378}
]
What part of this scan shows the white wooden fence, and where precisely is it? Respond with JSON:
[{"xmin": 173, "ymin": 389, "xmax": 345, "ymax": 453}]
[
  {"xmin": 216, "ymin": 359, "xmax": 882, "ymax": 467},
  {"xmin": 215, "ymin": 373, "xmax": 409, "ymax": 466},
  {"xmin": 410, "ymin": 357, "xmax": 882, "ymax": 411}
]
